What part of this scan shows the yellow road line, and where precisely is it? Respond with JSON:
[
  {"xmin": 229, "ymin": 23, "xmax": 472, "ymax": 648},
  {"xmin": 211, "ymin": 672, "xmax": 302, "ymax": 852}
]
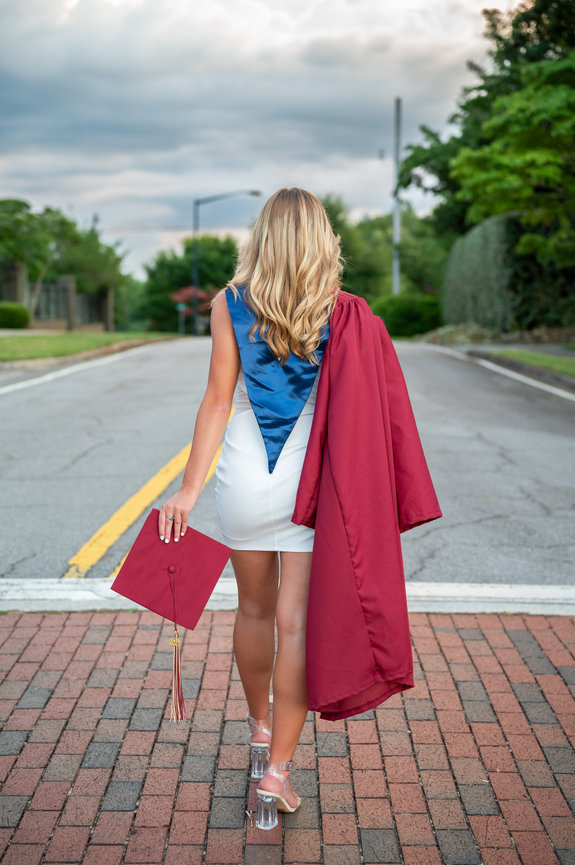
[
  {"xmin": 108, "ymin": 553, "xmax": 128, "ymax": 581},
  {"xmin": 64, "ymin": 413, "xmax": 231, "ymax": 579}
]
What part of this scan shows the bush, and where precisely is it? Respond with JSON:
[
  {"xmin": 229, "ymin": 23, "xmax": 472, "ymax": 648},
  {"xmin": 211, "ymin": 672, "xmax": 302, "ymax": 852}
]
[
  {"xmin": 442, "ymin": 214, "xmax": 515, "ymax": 332},
  {"xmin": 0, "ymin": 302, "xmax": 30, "ymax": 329},
  {"xmin": 370, "ymin": 294, "xmax": 442, "ymax": 337},
  {"xmin": 503, "ymin": 216, "xmax": 575, "ymax": 330},
  {"xmin": 442, "ymin": 214, "xmax": 575, "ymax": 331}
]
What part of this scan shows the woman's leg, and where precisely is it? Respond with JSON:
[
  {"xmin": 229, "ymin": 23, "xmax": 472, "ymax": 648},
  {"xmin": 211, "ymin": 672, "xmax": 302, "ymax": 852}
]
[
  {"xmin": 230, "ymin": 549, "xmax": 279, "ymax": 721},
  {"xmin": 260, "ymin": 549, "xmax": 312, "ymax": 806}
]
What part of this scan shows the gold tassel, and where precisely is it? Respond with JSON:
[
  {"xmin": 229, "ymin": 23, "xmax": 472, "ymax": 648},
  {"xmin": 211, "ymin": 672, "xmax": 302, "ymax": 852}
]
[{"xmin": 169, "ymin": 627, "xmax": 187, "ymax": 722}]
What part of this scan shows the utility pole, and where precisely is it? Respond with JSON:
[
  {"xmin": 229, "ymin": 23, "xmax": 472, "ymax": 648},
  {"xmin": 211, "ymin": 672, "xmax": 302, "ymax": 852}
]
[{"xmin": 392, "ymin": 96, "xmax": 402, "ymax": 296}]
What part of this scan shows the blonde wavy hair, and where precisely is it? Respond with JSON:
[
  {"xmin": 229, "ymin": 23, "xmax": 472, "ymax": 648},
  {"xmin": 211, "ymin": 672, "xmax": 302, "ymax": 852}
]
[{"xmin": 214, "ymin": 187, "xmax": 344, "ymax": 366}]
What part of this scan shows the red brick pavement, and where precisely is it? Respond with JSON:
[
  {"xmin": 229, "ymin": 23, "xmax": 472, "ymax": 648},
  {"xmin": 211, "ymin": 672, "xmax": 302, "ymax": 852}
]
[{"xmin": 0, "ymin": 610, "xmax": 574, "ymax": 864}]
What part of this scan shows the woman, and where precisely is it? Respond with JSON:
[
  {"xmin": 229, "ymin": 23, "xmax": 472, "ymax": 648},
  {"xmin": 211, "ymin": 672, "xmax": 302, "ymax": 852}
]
[{"xmin": 158, "ymin": 187, "xmax": 342, "ymax": 830}]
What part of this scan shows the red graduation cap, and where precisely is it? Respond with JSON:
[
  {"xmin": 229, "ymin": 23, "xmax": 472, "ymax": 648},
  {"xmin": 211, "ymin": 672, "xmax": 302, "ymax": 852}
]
[{"xmin": 111, "ymin": 508, "xmax": 232, "ymax": 720}]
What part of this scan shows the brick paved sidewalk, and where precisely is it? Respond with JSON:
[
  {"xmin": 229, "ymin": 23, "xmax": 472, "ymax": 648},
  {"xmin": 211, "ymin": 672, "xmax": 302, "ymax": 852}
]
[{"xmin": 0, "ymin": 610, "xmax": 574, "ymax": 865}]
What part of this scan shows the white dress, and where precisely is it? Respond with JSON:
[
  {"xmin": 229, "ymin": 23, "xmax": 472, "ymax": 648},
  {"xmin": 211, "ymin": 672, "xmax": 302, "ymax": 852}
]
[{"xmin": 215, "ymin": 366, "xmax": 319, "ymax": 551}]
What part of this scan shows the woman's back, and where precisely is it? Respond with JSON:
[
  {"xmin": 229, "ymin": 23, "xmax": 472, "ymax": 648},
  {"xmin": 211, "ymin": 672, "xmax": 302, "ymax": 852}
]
[
  {"xmin": 234, "ymin": 365, "xmax": 320, "ymax": 419},
  {"xmin": 214, "ymin": 282, "xmax": 329, "ymax": 552},
  {"xmin": 225, "ymin": 283, "xmax": 329, "ymax": 473}
]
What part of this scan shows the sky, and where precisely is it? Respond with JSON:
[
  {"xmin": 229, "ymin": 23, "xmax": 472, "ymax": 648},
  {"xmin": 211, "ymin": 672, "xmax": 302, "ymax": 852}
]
[{"xmin": 0, "ymin": 0, "xmax": 514, "ymax": 278}]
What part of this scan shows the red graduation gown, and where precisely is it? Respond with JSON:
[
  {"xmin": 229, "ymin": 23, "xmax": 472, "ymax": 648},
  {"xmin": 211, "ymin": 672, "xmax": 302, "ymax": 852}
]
[{"xmin": 292, "ymin": 290, "xmax": 443, "ymax": 720}]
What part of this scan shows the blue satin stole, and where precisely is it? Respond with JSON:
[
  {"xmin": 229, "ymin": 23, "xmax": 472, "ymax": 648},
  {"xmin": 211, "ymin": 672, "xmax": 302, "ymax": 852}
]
[{"xmin": 225, "ymin": 285, "xmax": 330, "ymax": 473}]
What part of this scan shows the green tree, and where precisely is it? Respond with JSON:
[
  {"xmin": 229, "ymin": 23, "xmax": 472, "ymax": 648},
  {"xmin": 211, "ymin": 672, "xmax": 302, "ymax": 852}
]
[
  {"xmin": 49, "ymin": 215, "xmax": 126, "ymax": 296},
  {"xmin": 143, "ymin": 235, "xmax": 238, "ymax": 332},
  {"xmin": 398, "ymin": 0, "xmax": 575, "ymax": 237},
  {"xmin": 397, "ymin": 205, "xmax": 448, "ymax": 295},
  {"xmin": 115, "ymin": 276, "xmax": 147, "ymax": 331},
  {"xmin": 451, "ymin": 51, "xmax": 575, "ymax": 267},
  {"xmin": 0, "ymin": 200, "xmax": 47, "ymax": 266},
  {"xmin": 0, "ymin": 200, "xmax": 127, "ymax": 320},
  {"xmin": 322, "ymin": 196, "xmax": 446, "ymax": 300},
  {"xmin": 322, "ymin": 195, "xmax": 391, "ymax": 298},
  {"xmin": 398, "ymin": 128, "xmax": 471, "ymax": 238},
  {"xmin": 0, "ymin": 200, "xmax": 77, "ymax": 313}
]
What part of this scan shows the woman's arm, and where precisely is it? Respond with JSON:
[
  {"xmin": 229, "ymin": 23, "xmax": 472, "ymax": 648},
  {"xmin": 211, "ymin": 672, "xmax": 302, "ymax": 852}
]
[{"xmin": 158, "ymin": 289, "xmax": 240, "ymax": 542}]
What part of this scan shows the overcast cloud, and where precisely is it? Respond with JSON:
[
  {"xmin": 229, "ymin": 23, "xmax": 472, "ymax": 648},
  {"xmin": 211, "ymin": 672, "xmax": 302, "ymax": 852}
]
[{"xmin": 0, "ymin": 0, "xmax": 513, "ymax": 276}]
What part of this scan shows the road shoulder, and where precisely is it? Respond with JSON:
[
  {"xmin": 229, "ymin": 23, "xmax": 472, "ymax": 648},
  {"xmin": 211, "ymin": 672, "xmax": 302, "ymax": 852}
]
[{"xmin": 464, "ymin": 347, "xmax": 575, "ymax": 394}]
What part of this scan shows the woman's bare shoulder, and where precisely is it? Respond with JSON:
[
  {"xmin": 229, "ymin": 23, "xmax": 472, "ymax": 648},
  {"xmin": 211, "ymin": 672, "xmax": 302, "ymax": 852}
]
[
  {"xmin": 211, "ymin": 287, "xmax": 229, "ymax": 306},
  {"xmin": 210, "ymin": 288, "xmax": 234, "ymax": 330}
]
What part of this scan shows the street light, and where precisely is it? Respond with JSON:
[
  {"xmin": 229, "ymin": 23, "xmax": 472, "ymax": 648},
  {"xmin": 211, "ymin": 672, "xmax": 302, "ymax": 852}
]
[
  {"xmin": 392, "ymin": 97, "xmax": 402, "ymax": 297},
  {"xmin": 191, "ymin": 189, "xmax": 262, "ymax": 335}
]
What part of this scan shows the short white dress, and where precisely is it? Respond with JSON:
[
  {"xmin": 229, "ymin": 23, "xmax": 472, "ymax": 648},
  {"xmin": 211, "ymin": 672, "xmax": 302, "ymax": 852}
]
[
  {"xmin": 214, "ymin": 284, "xmax": 329, "ymax": 552},
  {"xmin": 215, "ymin": 366, "xmax": 320, "ymax": 551}
]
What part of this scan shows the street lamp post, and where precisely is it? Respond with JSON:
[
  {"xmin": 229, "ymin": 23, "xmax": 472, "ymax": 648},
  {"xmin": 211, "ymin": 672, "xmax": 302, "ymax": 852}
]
[
  {"xmin": 191, "ymin": 189, "xmax": 262, "ymax": 335},
  {"xmin": 392, "ymin": 97, "xmax": 402, "ymax": 297}
]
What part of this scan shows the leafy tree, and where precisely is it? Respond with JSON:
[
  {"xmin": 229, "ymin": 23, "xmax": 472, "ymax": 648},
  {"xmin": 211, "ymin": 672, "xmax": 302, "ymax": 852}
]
[
  {"xmin": 398, "ymin": 0, "xmax": 575, "ymax": 236},
  {"xmin": 389, "ymin": 205, "xmax": 448, "ymax": 295},
  {"xmin": 322, "ymin": 196, "xmax": 446, "ymax": 300},
  {"xmin": 398, "ymin": 128, "xmax": 471, "ymax": 238},
  {"xmin": 0, "ymin": 200, "xmax": 77, "ymax": 313},
  {"xmin": 451, "ymin": 50, "xmax": 575, "ymax": 266},
  {"xmin": 0, "ymin": 200, "xmax": 47, "ymax": 266},
  {"xmin": 49, "ymin": 215, "xmax": 126, "ymax": 295},
  {"xmin": 29, "ymin": 209, "xmax": 78, "ymax": 313},
  {"xmin": 484, "ymin": 0, "xmax": 575, "ymax": 66},
  {"xmin": 321, "ymin": 195, "xmax": 382, "ymax": 297},
  {"xmin": 0, "ymin": 200, "xmax": 129, "ymax": 322},
  {"xmin": 143, "ymin": 235, "xmax": 238, "ymax": 332},
  {"xmin": 115, "ymin": 276, "xmax": 147, "ymax": 331}
]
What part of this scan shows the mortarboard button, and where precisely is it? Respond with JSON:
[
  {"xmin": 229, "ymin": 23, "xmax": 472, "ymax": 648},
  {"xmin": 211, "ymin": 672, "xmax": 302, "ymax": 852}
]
[
  {"xmin": 111, "ymin": 509, "xmax": 231, "ymax": 632},
  {"xmin": 111, "ymin": 509, "xmax": 232, "ymax": 724}
]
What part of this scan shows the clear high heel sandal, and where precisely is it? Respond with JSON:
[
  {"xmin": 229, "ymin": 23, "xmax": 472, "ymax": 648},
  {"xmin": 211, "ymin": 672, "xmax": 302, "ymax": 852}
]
[
  {"xmin": 246, "ymin": 710, "xmax": 272, "ymax": 779},
  {"xmin": 256, "ymin": 760, "xmax": 302, "ymax": 830}
]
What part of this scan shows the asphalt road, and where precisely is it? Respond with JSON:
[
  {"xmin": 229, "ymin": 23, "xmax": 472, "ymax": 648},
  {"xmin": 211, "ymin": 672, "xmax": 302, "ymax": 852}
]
[{"xmin": 0, "ymin": 336, "xmax": 573, "ymax": 586}]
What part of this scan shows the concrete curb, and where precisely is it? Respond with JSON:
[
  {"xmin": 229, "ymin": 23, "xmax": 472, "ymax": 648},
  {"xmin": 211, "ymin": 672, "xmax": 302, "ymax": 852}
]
[
  {"xmin": 0, "ymin": 336, "xmax": 180, "ymax": 372},
  {"xmin": 1, "ymin": 578, "xmax": 574, "ymax": 615},
  {"xmin": 464, "ymin": 348, "xmax": 575, "ymax": 394}
]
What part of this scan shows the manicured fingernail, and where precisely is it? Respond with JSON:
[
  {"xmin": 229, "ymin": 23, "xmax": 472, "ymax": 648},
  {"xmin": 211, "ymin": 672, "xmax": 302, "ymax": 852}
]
[
  {"xmin": 160, "ymin": 536, "xmax": 164, "ymax": 541},
  {"xmin": 174, "ymin": 538, "xmax": 179, "ymax": 542},
  {"xmin": 164, "ymin": 538, "xmax": 169, "ymax": 543}
]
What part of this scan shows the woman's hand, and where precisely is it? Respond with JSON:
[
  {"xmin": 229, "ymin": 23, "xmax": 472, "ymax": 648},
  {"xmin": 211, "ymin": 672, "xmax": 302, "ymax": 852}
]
[{"xmin": 158, "ymin": 488, "xmax": 198, "ymax": 543}]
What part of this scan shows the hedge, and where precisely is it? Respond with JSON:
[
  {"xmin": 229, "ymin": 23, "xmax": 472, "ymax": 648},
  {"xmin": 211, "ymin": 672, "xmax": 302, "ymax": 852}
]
[
  {"xmin": 370, "ymin": 293, "xmax": 442, "ymax": 337},
  {"xmin": 442, "ymin": 214, "xmax": 575, "ymax": 331},
  {"xmin": 442, "ymin": 214, "xmax": 515, "ymax": 332},
  {"xmin": 0, "ymin": 302, "xmax": 30, "ymax": 329}
]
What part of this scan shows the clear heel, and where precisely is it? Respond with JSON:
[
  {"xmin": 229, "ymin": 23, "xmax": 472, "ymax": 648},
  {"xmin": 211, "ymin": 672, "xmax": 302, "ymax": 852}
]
[
  {"xmin": 256, "ymin": 759, "xmax": 301, "ymax": 830},
  {"xmin": 250, "ymin": 744, "xmax": 269, "ymax": 780},
  {"xmin": 255, "ymin": 792, "xmax": 278, "ymax": 830},
  {"xmin": 246, "ymin": 710, "xmax": 272, "ymax": 780}
]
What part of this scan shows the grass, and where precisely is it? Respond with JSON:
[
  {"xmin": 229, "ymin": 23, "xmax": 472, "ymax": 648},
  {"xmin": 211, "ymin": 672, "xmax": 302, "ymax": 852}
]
[
  {"xmin": 0, "ymin": 331, "xmax": 176, "ymax": 362},
  {"xmin": 490, "ymin": 348, "xmax": 575, "ymax": 380}
]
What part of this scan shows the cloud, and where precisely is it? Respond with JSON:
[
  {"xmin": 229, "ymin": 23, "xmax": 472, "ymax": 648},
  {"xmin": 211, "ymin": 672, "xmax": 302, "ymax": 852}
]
[{"xmin": 0, "ymin": 0, "xmax": 512, "ymax": 275}]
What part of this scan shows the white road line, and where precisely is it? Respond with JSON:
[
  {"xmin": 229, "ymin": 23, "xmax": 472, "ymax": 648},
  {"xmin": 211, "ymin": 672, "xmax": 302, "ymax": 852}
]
[
  {"xmin": 428, "ymin": 345, "xmax": 473, "ymax": 362},
  {"xmin": 0, "ymin": 345, "xmax": 152, "ymax": 397},
  {"xmin": 3, "ymin": 340, "xmax": 573, "ymax": 403},
  {"xmin": 429, "ymin": 344, "xmax": 575, "ymax": 402},
  {"xmin": 1, "ymin": 579, "xmax": 573, "ymax": 615}
]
